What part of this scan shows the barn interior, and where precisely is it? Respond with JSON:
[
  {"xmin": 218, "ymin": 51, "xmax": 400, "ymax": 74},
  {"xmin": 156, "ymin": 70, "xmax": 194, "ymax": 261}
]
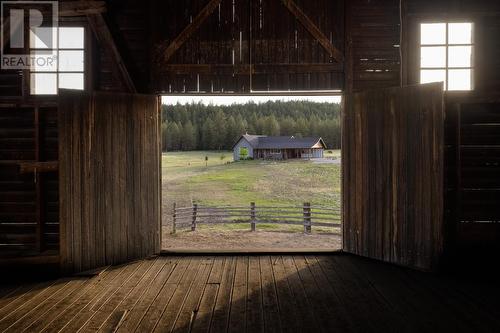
[{"xmin": 1, "ymin": 0, "xmax": 500, "ymax": 331}]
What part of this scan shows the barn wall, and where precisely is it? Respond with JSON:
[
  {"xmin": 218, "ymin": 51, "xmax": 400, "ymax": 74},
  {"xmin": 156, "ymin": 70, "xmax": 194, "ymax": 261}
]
[
  {"xmin": 0, "ymin": 105, "xmax": 59, "ymax": 259},
  {"xmin": 342, "ymin": 83, "xmax": 444, "ymax": 271},
  {"xmin": 94, "ymin": 0, "xmax": 152, "ymax": 92},
  {"xmin": 58, "ymin": 91, "xmax": 161, "ymax": 273},
  {"xmin": 1, "ymin": 0, "xmax": 500, "ymax": 267},
  {"xmin": 402, "ymin": 0, "xmax": 500, "ymax": 251},
  {"xmin": 345, "ymin": 0, "xmax": 401, "ymax": 92},
  {"xmin": 150, "ymin": 0, "xmax": 345, "ymax": 93}
]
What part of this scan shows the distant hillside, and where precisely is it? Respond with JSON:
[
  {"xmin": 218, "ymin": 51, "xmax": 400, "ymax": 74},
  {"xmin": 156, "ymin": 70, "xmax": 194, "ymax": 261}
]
[{"xmin": 161, "ymin": 100, "xmax": 341, "ymax": 151}]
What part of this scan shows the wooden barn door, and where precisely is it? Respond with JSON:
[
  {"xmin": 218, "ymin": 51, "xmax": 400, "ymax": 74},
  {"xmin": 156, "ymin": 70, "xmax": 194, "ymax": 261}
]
[
  {"xmin": 59, "ymin": 91, "xmax": 161, "ymax": 274},
  {"xmin": 342, "ymin": 83, "xmax": 444, "ymax": 271}
]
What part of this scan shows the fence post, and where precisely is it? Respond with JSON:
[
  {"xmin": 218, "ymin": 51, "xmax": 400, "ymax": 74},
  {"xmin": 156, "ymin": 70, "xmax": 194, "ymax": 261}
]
[
  {"xmin": 303, "ymin": 202, "xmax": 311, "ymax": 234},
  {"xmin": 172, "ymin": 202, "xmax": 176, "ymax": 234},
  {"xmin": 250, "ymin": 202, "xmax": 256, "ymax": 231},
  {"xmin": 192, "ymin": 203, "xmax": 198, "ymax": 231}
]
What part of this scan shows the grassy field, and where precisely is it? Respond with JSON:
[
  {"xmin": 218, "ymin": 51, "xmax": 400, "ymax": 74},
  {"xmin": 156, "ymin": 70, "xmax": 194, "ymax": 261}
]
[{"xmin": 161, "ymin": 150, "xmax": 341, "ymax": 234}]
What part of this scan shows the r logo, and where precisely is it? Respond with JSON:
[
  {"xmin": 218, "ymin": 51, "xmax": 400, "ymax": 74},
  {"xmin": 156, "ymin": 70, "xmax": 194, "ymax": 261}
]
[{"xmin": 1, "ymin": 1, "xmax": 58, "ymax": 69}]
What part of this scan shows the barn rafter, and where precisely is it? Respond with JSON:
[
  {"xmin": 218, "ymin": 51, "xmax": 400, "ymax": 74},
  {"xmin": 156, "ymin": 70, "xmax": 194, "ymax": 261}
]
[
  {"xmin": 160, "ymin": 63, "xmax": 343, "ymax": 75},
  {"xmin": 280, "ymin": 0, "xmax": 343, "ymax": 63},
  {"xmin": 162, "ymin": 0, "xmax": 223, "ymax": 64},
  {"xmin": 84, "ymin": 2, "xmax": 137, "ymax": 93}
]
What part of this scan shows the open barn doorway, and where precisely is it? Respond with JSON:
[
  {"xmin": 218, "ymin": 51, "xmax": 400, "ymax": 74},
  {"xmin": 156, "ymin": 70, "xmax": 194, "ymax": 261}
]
[{"xmin": 160, "ymin": 93, "xmax": 343, "ymax": 252}]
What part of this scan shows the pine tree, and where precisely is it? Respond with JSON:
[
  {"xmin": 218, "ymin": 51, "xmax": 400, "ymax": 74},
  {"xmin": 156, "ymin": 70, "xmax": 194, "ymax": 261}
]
[
  {"xmin": 161, "ymin": 122, "xmax": 168, "ymax": 151},
  {"xmin": 161, "ymin": 100, "xmax": 342, "ymax": 151},
  {"xmin": 182, "ymin": 121, "xmax": 196, "ymax": 150}
]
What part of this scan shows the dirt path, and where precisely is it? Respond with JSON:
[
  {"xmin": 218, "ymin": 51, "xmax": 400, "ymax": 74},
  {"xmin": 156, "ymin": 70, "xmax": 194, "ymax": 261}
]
[{"xmin": 162, "ymin": 226, "xmax": 341, "ymax": 251}]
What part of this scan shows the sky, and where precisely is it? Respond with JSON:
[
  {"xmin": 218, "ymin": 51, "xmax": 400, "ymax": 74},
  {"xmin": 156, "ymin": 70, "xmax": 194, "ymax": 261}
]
[{"xmin": 162, "ymin": 94, "xmax": 341, "ymax": 105}]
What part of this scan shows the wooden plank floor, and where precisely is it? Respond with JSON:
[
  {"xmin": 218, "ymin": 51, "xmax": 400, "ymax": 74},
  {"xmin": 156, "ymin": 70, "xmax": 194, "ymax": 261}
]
[{"xmin": 0, "ymin": 254, "xmax": 499, "ymax": 332}]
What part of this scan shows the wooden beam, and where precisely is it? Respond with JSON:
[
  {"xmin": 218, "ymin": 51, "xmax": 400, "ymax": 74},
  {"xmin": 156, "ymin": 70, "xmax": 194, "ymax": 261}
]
[
  {"xmin": 281, "ymin": 0, "xmax": 343, "ymax": 63},
  {"xmin": 34, "ymin": 108, "xmax": 45, "ymax": 253},
  {"xmin": 60, "ymin": 1, "xmax": 106, "ymax": 16},
  {"xmin": 85, "ymin": 7, "xmax": 137, "ymax": 92},
  {"xmin": 162, "ymin": 63, "xmax": 343, "ymax": 75},
  {"xmin": 162, "ymin": 0, "xmax": 222, "ymax": 63},
  {"xmin": 19, "ymin": 161, "xmax": 59, "ymax": 174}
]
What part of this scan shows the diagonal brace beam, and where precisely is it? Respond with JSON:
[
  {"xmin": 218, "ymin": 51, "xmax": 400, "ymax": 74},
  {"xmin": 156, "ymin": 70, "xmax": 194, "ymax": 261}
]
[
  {"xmin": 86, "ymin": 13, "xmax": 137, "ymax": 92},
  {"xmin": 281, "ymin": 0, "xmax": 343, "ymax": 63},
  {"xmin": 60, "ymin": 1, "xmax": 106, "ymax": 16},
  {"xmin": 163, "ymin": 0, "xmax": 222, "ymax": 63}
]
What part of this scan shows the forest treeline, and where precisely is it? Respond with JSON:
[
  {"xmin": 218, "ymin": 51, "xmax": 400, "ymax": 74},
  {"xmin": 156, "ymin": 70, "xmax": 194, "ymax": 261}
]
[{"xmin": 161, "ymin": 100, "xmax": 341, "ymax": 151}]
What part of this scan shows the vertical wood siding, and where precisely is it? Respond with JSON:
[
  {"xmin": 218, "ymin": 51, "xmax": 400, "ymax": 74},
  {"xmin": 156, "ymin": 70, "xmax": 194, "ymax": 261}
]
[
  {"xmin": 345, "ymin": 0, "xmax": 401, "ymax": 92},
  {"xmin": 342, "ymin": 83, "xmax": 444, "ymax": 271},
  {"xmin": 151, "ymin": 0, "xmax": 344, "ymax": 92},
  {"xmin": 0, "ymin": 106, "xmax": 59, "ymax": 257},
  {"xmin": 59, "ymin": 91, "xmax": 161, "ymax": 274}
]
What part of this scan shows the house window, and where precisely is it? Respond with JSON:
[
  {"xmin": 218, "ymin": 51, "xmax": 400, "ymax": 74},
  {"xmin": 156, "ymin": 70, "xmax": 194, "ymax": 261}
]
[
  {"xmin": 420, "ymin": 22, "xmax": 473, "ymax": 91},
  {"xmin": 239, "ymin": 147, "xmax": 249, "ymax": 159},
  {"xmin": 30, "ymin": 27, "xmax": 85, "ymax": 95}
]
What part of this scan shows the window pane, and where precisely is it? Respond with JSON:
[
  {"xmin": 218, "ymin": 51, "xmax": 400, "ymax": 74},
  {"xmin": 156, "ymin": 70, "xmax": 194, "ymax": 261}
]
[
  {"xmin": 58, "ymin": 50, "xmax": 84, "ymax": 72},
  {"xmin": 30, "ymin": 50, "xmax": 57, "ymax": 72},
  {"xmin": 30, "ymin": 73, "xmax": 57, "ymax": 95},
  {"xmin": 59, "ymin": 73, "xmax": 84, "ymax": 90},
  {"xmin": 421, "ymin": 23, "xmax": 446, "ymax": 45},
  {"xmin": 59, "ymin": 27, "xmax": 84, "ymax": 49},
  {"xmin": 449, "ymin": 23, "xmax": 472, "ymax": 44},
  {"xmin": 421, "ymin": 46, "xmax": 446, "ymax": 68},
  {"xmin": 30, "ymin": 27, "xmax": 57, "ymax": 49},
  {"xmin": 448, "ymin": 69, "xmax": 472, "ymax": 90},
  {"xmin": 420, "ymin": 69, "xmax": 446, "ymax": 88},
  {"xmin": 448, "ymin": 46, "xmax": 472, "ymax": 67}
]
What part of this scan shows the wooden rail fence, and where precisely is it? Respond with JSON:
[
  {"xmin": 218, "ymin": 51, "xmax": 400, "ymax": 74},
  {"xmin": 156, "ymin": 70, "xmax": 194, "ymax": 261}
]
[{"xmin": 172, "ymin": 202, "xmax": 341, "ymax": 234}]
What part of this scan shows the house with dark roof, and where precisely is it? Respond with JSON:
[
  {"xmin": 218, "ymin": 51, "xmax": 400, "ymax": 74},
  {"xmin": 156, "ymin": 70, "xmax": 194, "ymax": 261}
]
[{"xmin": 232, "ymin": 134, "xmax": 327, "ymax": 161}]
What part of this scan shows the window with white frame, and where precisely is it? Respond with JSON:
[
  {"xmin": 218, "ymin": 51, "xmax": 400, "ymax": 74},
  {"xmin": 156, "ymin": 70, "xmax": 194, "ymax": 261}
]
[
  {"xmin": 420, "ymin": 22, "xmax": 473, "ymax": 91},
  {"xmin": 30, "ymin": 27, "xmax": 85, "ymax": 95}
]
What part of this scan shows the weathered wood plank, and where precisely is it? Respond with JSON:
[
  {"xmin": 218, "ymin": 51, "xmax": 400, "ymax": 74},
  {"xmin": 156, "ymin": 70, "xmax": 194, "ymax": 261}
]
[
  {"xmin": 60, "ymin": 1, "xmax": 106, "ymax": 16},
  {"xmin": 56, "ymin": 261, "xmax": 143, "ymax": 333},
  {"xmin": 269, "ymin": 256, "xmax": 301, "ymax": 333},
  {"xmin": 227, "ymin": 256, "xmax": 248, "ymax": 333},
  {"xmin": 97, "ymin": 257, "xmax": 167, "ymax": 332},
  {"xmin": 86, "ymin": 13, "xmax": 136, "ymax": 92},
  {"xmin": 0, "ymin": 280, "xmax": 58, "ymax": 322},
  {"xmin": 162, "ymin": 0, "xmax": 223, "ymax": 63},
  {"xmin": 210, "ymin": 257, "xmax": 236, "ymax": 332},
  {"xmin": 171, "ymin": 257, "xmax": 214, "ymax": 332},
  {"xmin": 280, "ymin": 0, "xmax": 343, "ymax": 62},
  {"xmin": 342, "ymin": 83, "xmax": 444, "ymax": 271},
  {"xmin": 151, "ymin": 258, "xmax": 204, "ymax": 332},
  {"xmin": 24, "ymin": 274, "xmax": 102, "ymax": 332},
  {"xmin": 40, "ymin": 268, "xmax": 121, "ymax": 333},
  {"xmin": 0, "ymin": 279, "xmax": 71, "ymax": 331},
  {"xmin": 134, "ymin": 258, "xmax": 192, "ymax": 332},
  {"xmin": 162, "ymin": 63, "xmax": 343, "ymax": 75},
  {"xmin": 1, "ymin": 255, "xmax": 500, "ymax": 332},
  {"xmin": 114, "ymin": 257, "xmax": 178, "ymax": 332},
  {"xmin": 3, "ymin": 278, "xmax": 86, "ymax": 332},
  {"xmin": 281, "ymin": 256, "xmax": 319, "ymax": 332},
  {"xmin": 259, "ymin": 256, "xmax": 281, "ymax": 333},
  {"xmin": 59, "ymin": 92, "xmax": 160, "ymax": 274},
  {"xmin": 190, "ymin": 283, "xmax": 219, "ymax": 333},
  {"xmin": 246, "ymin": 256, "xmax": 264, "ymax": 333}
]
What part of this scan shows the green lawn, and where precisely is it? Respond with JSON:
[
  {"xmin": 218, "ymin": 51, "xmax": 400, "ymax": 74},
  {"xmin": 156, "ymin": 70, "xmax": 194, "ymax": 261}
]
[{"xmin": 162, "ymin": 150, "xmax": 341, "ymax": 232}]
